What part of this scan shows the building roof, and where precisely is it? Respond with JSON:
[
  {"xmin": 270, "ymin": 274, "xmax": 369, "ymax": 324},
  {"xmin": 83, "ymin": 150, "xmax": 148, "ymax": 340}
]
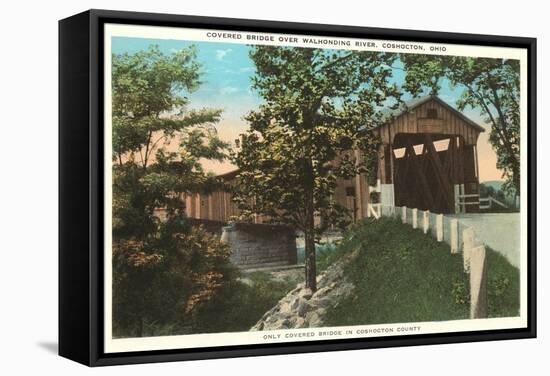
[
  {"xmin": 380, "ymin": 95, "xmax": 485, "ymax": 133},
  {"xmin": 216, "ymin": 168, "xmax": 240, "ymax": 180}
]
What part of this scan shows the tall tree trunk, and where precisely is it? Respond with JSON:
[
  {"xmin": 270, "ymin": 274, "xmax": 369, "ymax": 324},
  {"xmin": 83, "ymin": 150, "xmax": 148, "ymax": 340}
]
[
  {"xmin": 304, "ymin": 157, "xmax": 317, "ymax": 292},
  {"xmin": 304, "ymin": 208, "xmax": 317, "ymax": 292}
]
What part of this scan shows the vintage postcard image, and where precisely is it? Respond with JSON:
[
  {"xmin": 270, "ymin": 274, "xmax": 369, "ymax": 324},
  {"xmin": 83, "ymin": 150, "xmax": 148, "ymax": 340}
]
[{"xmin": 103, "ymin": 24, "xmax": 529, "ymax": 353}]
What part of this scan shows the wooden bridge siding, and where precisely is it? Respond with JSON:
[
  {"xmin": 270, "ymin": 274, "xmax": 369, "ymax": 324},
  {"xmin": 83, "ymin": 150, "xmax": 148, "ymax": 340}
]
[
  {"xmin": 333, "ymin": 177, "xmax": 348, "ymax": 209},
  {"xmin": 378, "ymin": 99, "xmax": 479, "ymax": 146},
  {"xmin": 208, "ymin": 190, "xmax": 222, "ymax": 221},
  {"xmin": 333, "ymin": 177, "xmax": 358, "ymax": 220},
  {"xmin": 185, "ymin": 189, "xmax": 281, "ymax": 224},
  {"xmin": 184, "ymin": 194, "xmax": 192, "ymax": 218},
  {"xmin": 183, "ymin": 190, "xmax": 229, "ymax": 222},
  {"xmin": 377, "ymin": 144, "xmax": 394, "ymax": 185}
]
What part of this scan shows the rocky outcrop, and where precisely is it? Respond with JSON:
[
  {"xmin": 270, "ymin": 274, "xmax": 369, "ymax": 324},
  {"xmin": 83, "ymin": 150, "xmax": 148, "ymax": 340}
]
[{"xmin": 251, "ymin": 250, "xmax": 358, "ymax": 331}]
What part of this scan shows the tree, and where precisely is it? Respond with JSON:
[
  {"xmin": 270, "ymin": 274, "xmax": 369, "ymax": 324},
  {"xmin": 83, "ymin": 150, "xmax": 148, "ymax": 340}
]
[
  {"xmin": 232, "ymin": 47, "xmax": 399, "ymax": 291},
  {"xmin": 401, "ymin": 56, "xmax": 520, "ymax": 195},
  {"xmin": 111, "ymin": 45, "xmax": 233, "ymax": 336},
  {"xmin": 112, "ymin": 44, "xmax": 230, "ymax": 233}
]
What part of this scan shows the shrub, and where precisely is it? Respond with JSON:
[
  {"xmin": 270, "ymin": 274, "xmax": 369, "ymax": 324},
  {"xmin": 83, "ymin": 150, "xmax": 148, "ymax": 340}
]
[{"xmin": 112, "ymin": 218, "xmax": 235, "ymax": 338}]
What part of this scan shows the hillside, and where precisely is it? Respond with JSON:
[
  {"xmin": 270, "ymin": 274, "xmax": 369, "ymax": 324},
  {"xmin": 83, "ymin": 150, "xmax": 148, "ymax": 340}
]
[
  {"xmin": 252, "ymin": 217, "xmax": 520, "ymax": 331},
  {"xmin": 323, "ymin": 218, "xmax": 520, "ymax": 325}
]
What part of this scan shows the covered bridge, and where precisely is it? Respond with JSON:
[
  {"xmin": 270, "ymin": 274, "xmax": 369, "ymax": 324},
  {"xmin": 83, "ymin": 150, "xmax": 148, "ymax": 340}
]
[
  {"xmin": 373, "ymin": 95, "xmax": 485, "ymax": 214},
  {"xmin": 180, "ymin": 95, "xmax": 485, "ymax": 224}
]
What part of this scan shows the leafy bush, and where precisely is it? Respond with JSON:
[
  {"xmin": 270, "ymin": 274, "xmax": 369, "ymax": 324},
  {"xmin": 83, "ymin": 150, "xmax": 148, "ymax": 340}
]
[
  {"xmin": 187, "ymin": 271, "xmax": 300, "ymax": 333},
  {"xmin": 112, "ymin": 219, "xmax": 236, "ymax": 338}
]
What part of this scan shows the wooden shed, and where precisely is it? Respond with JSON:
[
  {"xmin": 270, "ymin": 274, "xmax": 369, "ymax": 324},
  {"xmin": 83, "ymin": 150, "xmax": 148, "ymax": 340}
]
[{"xmin": 374, "ymin": 95, "xmax": 485, "ymax": 214}]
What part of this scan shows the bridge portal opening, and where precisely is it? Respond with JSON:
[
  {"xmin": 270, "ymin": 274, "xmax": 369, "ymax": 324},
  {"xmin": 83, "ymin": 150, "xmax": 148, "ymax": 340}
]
[{"xmin": 390, "ymin": 133, "xmax": 479, "ymax": 214}]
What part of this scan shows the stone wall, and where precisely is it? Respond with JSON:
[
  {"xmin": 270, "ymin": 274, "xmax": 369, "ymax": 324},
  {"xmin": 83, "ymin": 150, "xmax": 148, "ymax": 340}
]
[{"xmin": 221, "ymin": 222, "xmax": 297, "ymax": 269}]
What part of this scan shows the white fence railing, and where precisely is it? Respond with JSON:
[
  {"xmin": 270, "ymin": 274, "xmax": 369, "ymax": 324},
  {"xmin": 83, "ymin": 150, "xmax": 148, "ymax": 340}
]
[
  {"xmin": 479, "ymin": 196, "xmax": 509, "ymax": 210},
  {"xmin": 376, "ymin": 204, "xmax": 488, "ymax": 319}
]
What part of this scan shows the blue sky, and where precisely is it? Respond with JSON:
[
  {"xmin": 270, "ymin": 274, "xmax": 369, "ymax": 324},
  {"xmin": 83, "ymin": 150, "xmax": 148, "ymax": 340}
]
[{"xmin": 111, "ymin": 37, "xmax": 502, "ymax": 181}]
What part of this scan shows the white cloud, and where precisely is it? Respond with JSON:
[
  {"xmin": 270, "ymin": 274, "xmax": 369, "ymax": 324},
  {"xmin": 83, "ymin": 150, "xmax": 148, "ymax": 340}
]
[{"xmin": 215, "ymin": 49, "xmax": 232, "ymax": 61}]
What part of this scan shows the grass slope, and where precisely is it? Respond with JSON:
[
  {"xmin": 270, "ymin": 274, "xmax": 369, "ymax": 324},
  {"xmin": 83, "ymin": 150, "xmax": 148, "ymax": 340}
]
[{"xmin": 323, "ymin": 217, "xmax": 519, "ymax": 326}]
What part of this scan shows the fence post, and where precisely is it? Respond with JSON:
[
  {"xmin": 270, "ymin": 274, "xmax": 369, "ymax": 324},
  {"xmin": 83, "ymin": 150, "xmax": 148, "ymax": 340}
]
[
  {"xmin": 423, "ymin": 210, "xmax": 430, "ymax": 234},
  {"xmin": 462, "ymin": 227, "xmax": 476, "ymax": 272},
  {"xmin": 436, "ymin": 214, "xmax": 443, "ymax": 242},
  {"xmin": 450, "ymin": 219, "xmax": 458, "ymax": 254},
  {"xmin": 454, "ymin": 184, "xmax": 460, "ymax": 214},
  {"xmin": 369, "ymin": 203, "xmax": 380, "ymax": 220},
  {"xmin": 460, "ymin": 184, "xmax": 466, "ymax": 213},
  {"xmin": 401, "ymin": 206, "xmax": 407, "ymax": 224},
  {"xmin": 365, "ymin": 203, "xmax": 370, "ymax": 218},
  {"xmin": 470, "ymin": 245, "xmax": 488, "ymax": 319},
  {"xmin": 412, "ymin": 208, "xmax": 418, "ymax": 229}
]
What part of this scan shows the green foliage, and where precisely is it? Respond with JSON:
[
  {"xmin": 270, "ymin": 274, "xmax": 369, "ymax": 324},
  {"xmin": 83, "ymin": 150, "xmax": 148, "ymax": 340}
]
[
  {"xmin": 188, "ymin": 271, "xmax": 300, "ymax": 333},
  {"xmin": 452, "ymin": 279, "xmax": 469, "ymax": 305},
  {"xmin": 113, "ymin": 269, "xmax": 299, "ymax": 337},
  {"xmin": 111, "ymin": 44, "xmax": 228, "ymax": 240},
  {"xmin": 479, "ymin": 182, "xmax": 517, "ymax": 212},
  {"xmin": 111, "ymin": 43, "xmax": 228, "ymax": 232},
  {"xmin": 322, "ymin": 218, "xmax": 519, "ymax": 326},
  {"xmin": 485, "ymin": 247, "xmax": 520, "ymax": 318},
  {"xmin": 112, "ymin": 44, "xmax": 226, "ymax": 168},
  {"xmin": 480, "ymin": 182, "xmax": 506, "ymax": 201},
  {"xmin": 113, "ymin": 222, "xmax": 301, "ymax": 337},
  {"xmin": 401, "ymin": 55, "xmax": 521, "ymax": 195},
  {"xmin": 112, "ymin": 222, "xmax": 235, "ymax": 337},
  {"xmin": 111, "ymin": 44, "xmax": 234, "ymax": 337}
]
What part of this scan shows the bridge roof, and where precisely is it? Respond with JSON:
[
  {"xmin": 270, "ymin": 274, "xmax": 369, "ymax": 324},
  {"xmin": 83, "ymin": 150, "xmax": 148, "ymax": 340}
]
[{"xmin": 380, "ymin": 95, "xmax": 485, "ymax": 133}]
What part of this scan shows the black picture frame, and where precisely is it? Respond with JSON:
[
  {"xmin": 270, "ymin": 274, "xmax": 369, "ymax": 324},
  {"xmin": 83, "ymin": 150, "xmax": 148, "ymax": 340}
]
[{"xmin": 59, "ymin": 9, "xmax": 537, "ymax": 367}]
